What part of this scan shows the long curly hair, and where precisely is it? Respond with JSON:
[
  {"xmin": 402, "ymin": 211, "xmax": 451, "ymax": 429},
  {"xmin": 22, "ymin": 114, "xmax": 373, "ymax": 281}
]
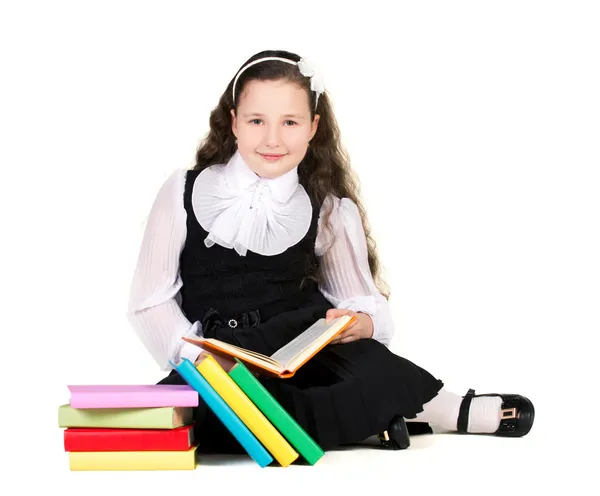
[{"xmin": 192, "ymin": 49, "xmax": 389, "ymax": 298}]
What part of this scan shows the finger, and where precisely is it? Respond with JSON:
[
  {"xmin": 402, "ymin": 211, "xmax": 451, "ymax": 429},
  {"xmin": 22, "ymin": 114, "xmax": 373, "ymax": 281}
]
[
  {"xmin": 212, "ymin": 354, "xmax": 237, "ymax": 372},
  {"xmin": 334, "ymin": 334, "xmax": 356, "ymax": 345},
  {"xmin": 325, "ymin": 308, "xmax": 353, "ymax": 323},
  {"xmin": 330, "ymin": 329, "xmax": 353, "ymax": 345},
  {"xmin": 194, "ymin": 350, "xmax": 211, "ymax": 365},
  {"xmin": 334, "ymin": 329, "xmax": 351, "ymax": 341},
  {"xmin": 195, "ymin": 350, "xmax": 236, "ymax": 371},
  {"xmin": 327, "ymin": 312, "xmax": 359, "ymax": 328},
  {"xmin": 325, "ymin": 309, "xmax": 341, "ymax": 323}
]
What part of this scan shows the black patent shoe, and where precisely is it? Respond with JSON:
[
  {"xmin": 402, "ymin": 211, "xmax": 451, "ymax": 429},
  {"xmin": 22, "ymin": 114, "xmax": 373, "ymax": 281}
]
[
  {"xmin": 378, "ymin": 415, "xmax": 410, "ymax": 450},
  {"xmin": 457, "ymin": 388, "xmax": 535, "ymax": 437}
]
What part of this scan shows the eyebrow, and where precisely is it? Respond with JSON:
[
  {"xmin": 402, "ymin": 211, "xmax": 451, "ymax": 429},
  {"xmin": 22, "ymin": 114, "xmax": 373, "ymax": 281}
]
[{"xmin": 242, "ymin": 112, "xmax": 306, "ymax": 119}]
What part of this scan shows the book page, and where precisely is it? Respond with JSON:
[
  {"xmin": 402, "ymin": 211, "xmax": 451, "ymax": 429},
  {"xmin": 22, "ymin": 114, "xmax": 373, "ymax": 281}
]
[
  {"xmin": 270, "ymin": 316, "xmax": 351, "ymax": 369},
  {"xmin": 172, "ymin": 407, "xmax": 194, "ymax": 427},
  {"xmin": 198, "ymin": 338, "xmax": 280, "ymax": 368}
]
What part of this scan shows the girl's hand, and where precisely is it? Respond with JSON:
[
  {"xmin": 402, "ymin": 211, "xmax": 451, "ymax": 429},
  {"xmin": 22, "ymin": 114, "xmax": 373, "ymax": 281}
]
[
  {"xmin": 194, "ymin": 350, "xmax": 237, "ymax": 372},
  {"xmin": 326, "ymin": 308, "xmax": 374, "ymax": 344}
]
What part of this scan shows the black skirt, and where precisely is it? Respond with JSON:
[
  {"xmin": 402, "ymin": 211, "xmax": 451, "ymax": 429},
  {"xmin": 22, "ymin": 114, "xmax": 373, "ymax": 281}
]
[{"xmin": 158, "ymin": 306, "xmax": 443, "ymax": 453}]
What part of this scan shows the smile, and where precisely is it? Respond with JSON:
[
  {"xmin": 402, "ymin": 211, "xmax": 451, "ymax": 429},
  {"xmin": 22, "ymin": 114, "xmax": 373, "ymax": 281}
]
[{"xmin": 259, "ymin": 153, "xmax": 286, "ymax": 162}]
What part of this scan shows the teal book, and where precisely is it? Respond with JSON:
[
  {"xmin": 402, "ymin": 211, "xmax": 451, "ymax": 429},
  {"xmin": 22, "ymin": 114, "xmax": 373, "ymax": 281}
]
[
  {"xmin": 169, "ymin": 358, "xmax": 273, "ymax": 468},
  {"xmin": 228, "ymin": 359, "xmax": 325, "ymax": 465}
]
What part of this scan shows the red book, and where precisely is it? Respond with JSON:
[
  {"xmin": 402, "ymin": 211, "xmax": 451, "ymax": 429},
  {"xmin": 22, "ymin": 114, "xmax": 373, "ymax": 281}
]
[{"xmin": 63, "ymin": 424, "xmax": 195, "ymax": 452}]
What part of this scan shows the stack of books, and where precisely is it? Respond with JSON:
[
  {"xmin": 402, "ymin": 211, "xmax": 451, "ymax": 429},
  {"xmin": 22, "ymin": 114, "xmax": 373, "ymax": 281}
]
[
  {"xmin": 59, "ymin": 314, "xmax": 357, "ymax": 470},
  {"xmin": 58, "ymin": 385, "xmax": 199, "ymax": 470}
]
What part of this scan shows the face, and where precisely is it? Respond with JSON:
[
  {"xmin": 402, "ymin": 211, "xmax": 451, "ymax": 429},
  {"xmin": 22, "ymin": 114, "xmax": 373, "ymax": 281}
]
[{"xmin": 231, "ymin": 79, "xmax": 320, "ymax": 179}]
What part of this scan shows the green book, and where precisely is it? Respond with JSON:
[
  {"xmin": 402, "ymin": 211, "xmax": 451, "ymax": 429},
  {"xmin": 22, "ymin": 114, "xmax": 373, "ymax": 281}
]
[
  {"xmin": 58, "ymin": 404, "xmax": 194, "ymax": 429},
  {"xmin": 228, "ymin": 359, "xmax": 325, "ymax": 465}
]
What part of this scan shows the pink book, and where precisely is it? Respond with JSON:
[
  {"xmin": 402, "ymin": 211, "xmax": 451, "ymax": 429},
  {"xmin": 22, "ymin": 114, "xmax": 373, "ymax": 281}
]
[{"xmin": 68, "ymin": 385, "xmax": 199, "ymax": 408}]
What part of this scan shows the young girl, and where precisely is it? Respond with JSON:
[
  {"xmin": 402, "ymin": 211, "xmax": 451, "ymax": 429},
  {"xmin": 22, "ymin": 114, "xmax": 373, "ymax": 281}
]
[{"xmin": 127, "ymin": 49, "xmax": 534, "ymax": 454}]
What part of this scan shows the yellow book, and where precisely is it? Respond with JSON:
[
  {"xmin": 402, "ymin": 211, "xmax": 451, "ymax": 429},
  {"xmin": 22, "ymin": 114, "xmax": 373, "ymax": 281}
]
[
  {"xmin": 196, "ymin": 355, "xmax": 299, "ymax": 467},
  {"xmin": 69, "ymin": 445, "xmax": 199, "ymax": 471}
]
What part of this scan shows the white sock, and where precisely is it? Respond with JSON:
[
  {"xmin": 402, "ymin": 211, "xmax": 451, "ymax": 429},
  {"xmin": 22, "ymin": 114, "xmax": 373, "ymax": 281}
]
[{"xmin": 406, "ymin": 388, "xmax": 503, "ymax": 433}]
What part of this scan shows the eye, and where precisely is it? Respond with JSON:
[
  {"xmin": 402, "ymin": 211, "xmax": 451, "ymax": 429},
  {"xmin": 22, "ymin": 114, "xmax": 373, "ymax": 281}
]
[
  {"xmin": 249, "ymin": 119, "xmax": 262, "ymax": 125},
  {"xmin": 284, "ymin": 120, "xmax": 297, "ymax": 126}
]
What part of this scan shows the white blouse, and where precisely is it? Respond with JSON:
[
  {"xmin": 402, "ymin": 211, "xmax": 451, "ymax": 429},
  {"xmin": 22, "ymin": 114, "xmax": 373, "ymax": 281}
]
[{"xmin": 128, "ymin": 151, "xmax": 395, "ymax": 371}]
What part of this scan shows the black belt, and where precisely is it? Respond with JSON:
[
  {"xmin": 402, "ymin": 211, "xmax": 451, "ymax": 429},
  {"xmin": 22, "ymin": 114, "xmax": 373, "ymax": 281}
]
[{"xmin": 201, "ymin": 307, "xmax": 261, "ymax": 337}]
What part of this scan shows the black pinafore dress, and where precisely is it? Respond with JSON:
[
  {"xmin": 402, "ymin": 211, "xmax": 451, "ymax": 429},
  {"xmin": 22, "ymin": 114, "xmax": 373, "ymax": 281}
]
[{"xmin": 158, "ymin": 169, "xmax": 443, "ymax": 452}]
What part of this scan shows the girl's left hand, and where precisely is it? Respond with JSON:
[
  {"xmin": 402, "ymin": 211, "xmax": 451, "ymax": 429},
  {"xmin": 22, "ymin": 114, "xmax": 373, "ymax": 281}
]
[
  {"xmin": 194, "ymin": 350, "xmax": 237, "ymax": 372},
  {"xmin": 326, "ymin": 308, "xmax": 373, "ymax": 344}
]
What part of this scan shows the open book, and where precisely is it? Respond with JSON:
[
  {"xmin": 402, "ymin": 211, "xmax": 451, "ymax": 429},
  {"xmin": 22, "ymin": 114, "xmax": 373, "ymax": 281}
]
[{"xmin": 182, "ymin": 315, "xmax": 356, "ymax": 379}]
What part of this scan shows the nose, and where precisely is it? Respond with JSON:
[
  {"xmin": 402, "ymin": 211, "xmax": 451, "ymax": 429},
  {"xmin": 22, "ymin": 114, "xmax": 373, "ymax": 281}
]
[{"xmin": 264, "ymin": 124, "xmax": 281, "ymax": 148}]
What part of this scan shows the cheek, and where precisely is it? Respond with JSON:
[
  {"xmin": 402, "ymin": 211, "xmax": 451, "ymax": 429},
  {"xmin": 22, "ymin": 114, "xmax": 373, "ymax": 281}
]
[
  {"xmin": 237, "ymin": 124, "xmax": 262, "ymax": 142},
  {"xmin": 286, "ymin": 131, "xmax": 310, "ymax": 151},
  {"xmin": 237, "ymin": 137, "xmax": 260, "ymax": 153}
]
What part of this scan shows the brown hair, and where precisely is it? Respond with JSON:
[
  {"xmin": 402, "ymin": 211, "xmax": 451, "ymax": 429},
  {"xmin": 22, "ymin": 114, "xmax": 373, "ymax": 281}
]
[{"xmin": 192, "ymin": 50, "xmax": 389, "ymax": 298}]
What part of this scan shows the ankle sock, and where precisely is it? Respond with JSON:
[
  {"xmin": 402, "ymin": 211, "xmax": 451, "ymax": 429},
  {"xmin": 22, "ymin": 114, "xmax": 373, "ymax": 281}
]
[{"xmin": 406, "ymin": 388, "xmax": 503, "ymax": 433}]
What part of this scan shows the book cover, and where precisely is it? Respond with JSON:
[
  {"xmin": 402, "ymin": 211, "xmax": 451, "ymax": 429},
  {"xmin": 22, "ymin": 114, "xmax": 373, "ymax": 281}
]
[
  {"xmin": 67, "ymin": 384, "xmax": 199, "ymax": 408},
  {"xmin": 197, "ymin": 355, "xmax": 298, "ymax": 467},
  {"xmin": 58, "ymin": 404, "xmax": 193, "ymax": 429},
  {"xmin": 229, "ymin": 359, "xmax": 325, "ymax": 465},
  {"xmin": 68, "ymin": 445, "xmax": 199, "ymax": 471},
  {"xmin": 182, "ymin": 315, "xmax": 356, "ymax": 378},
  {"xmin": 64, "ymin": 425, "xmax": 194, "ymax": 452},
  {"xmin": 169, "ymin": 357, "xmax": 273, "ymax": 468}
]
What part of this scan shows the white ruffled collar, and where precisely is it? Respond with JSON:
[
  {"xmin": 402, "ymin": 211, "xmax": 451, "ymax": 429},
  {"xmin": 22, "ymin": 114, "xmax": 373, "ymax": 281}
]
[{"xmin": 191, "ymin": 150, "xmax": 312, "ymax": 256}]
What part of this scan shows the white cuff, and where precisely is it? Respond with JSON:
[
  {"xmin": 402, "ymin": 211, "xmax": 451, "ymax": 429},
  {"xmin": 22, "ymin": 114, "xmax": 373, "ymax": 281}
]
[
  {"xmin": 370, "ymin": 294, "xmax": 393, "ymax": 346},
  {"xmin": 169, "ymin": 320, "xmax": 204, "ymax": 369},
  {"xmin": 178, "ymin": 340, "xmax": 204, "ymax": 365},
  {"xmin": 335, "ymin": 295, "xmax": 377, "ymax": 316},
  {"xmin": 334, "ymin": 294, "xmax": 393, "ymax": 346}
]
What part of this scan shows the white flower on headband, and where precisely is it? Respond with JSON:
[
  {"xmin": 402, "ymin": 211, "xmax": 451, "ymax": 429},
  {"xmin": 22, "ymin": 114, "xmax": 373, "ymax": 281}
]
[{"xmin": 297, "ymin": 57, "xmax": 325, "ymax": 107}]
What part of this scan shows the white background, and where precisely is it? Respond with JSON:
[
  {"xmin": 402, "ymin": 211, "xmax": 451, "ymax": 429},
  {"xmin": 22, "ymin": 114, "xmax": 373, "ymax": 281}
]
[{"xmin": 1, "ymin": 0, "xmax": 598, "ymax": 494}]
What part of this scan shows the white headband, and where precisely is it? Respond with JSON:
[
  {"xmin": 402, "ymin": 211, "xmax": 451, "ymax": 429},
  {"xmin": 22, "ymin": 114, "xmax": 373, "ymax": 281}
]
[{"xmin": 232, "ymin": 56, "xmax": 325, "ymax": 110}]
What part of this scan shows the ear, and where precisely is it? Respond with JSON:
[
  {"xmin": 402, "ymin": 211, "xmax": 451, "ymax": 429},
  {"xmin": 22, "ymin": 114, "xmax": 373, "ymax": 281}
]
[
  {"xmin": 230, "ymin": 109, "xmax": 238, "ymax": 139},
  {"xmin": 309, "ymin": 114, "xmax": 320, "ymax": 141}
]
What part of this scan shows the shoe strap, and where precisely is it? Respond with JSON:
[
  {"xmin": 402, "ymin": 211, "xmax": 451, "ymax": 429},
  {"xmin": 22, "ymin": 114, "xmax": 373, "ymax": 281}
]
[{"xmin": 457, "ymin": 388, "xmax": 476, "ymax": 434}]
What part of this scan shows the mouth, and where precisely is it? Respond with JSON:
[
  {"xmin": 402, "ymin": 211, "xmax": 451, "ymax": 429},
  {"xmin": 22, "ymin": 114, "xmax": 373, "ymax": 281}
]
[{"xmin": 259, "ymin": 153, "xmax": 287, "ymax": 162}]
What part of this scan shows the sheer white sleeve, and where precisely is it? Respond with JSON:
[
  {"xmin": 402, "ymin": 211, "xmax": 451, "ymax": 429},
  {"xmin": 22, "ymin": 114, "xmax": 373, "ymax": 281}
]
[
  {"xmin": 127, "ymin": 169, "xmax": 203, "ymax": 371},
  {"xmin": 315, "ymin": 195, "xmax": 394, "ymax": 346}
]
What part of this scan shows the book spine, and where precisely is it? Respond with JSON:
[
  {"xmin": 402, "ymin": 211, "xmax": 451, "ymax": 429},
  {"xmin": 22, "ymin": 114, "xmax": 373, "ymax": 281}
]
[
  {"xmin": 57, "ymin": 404, "xmax": 190, "ymax": 429},
  {"xmin": 169, "ymin": 358, "xmax": 273, "ymax": 468},
  {"xmin": 229, "ymin": 360, "xmax": 325, "ymax": 465},
  {"xmin": 197, "ymin": 355, "xmax": 299, "ymax": 467},
  {"xmin": 63, "ymin": 426, "xmax": 194, "ymax": 452},
  {"xmin": 68, "ymin": 446, "xmax": 198, "ymax": 471},
  {"xmin": 70, "ymin": 391, "xmax": 198, "ymax": 408}
]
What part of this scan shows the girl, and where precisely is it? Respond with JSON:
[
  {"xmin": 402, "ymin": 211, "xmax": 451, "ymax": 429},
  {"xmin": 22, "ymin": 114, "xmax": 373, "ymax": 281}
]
[{"xmin": 127, "ymin": 49, "xmax": 534, "ymax": 454}]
